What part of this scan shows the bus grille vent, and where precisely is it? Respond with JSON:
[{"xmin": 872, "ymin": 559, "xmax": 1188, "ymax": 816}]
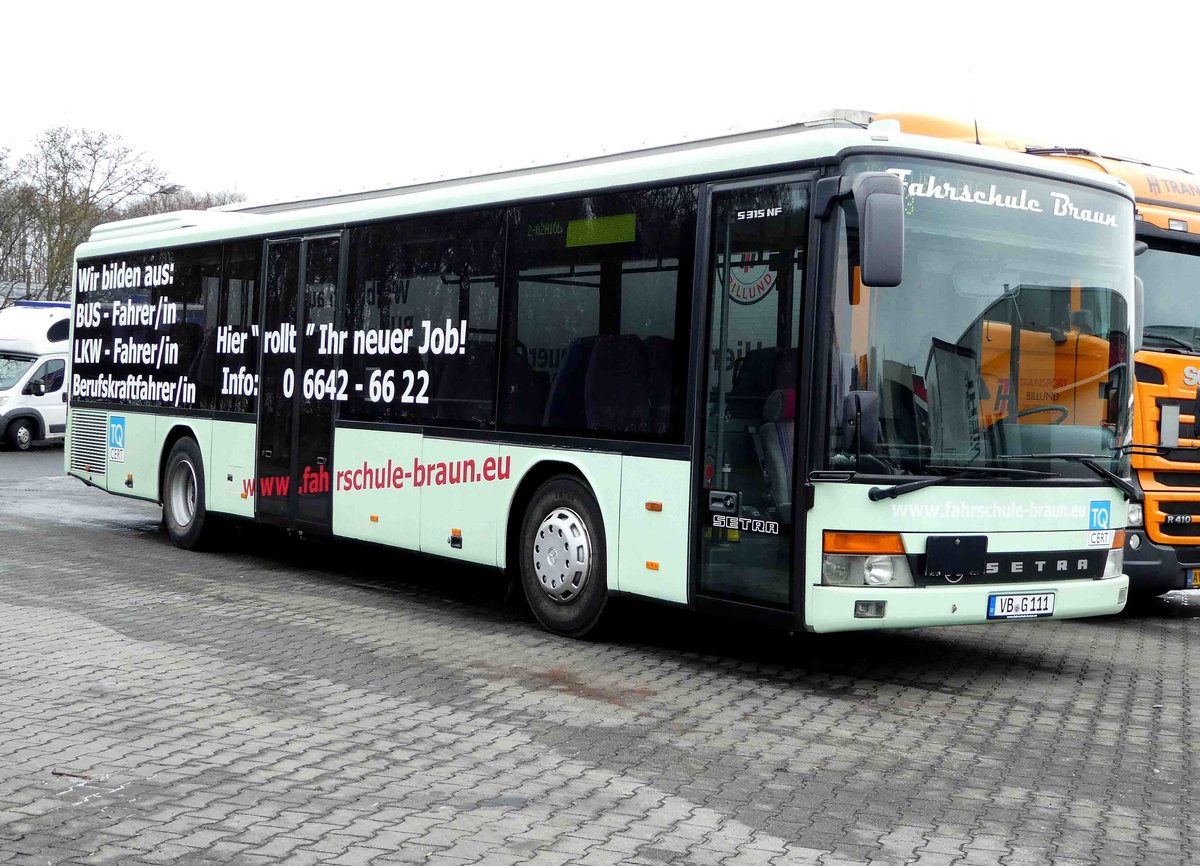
[{"xmin": 69, "ymin": 410, "xmax": 108, "ymax": 476}]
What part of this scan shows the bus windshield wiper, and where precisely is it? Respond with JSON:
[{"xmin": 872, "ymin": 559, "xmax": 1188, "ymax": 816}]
[
  {"xmin": 995, "ymin": 453, "xmax": 1139, "ymax": 500},
  {"xmin": 868, "ymin": 465, "xmax": 1057, "ymax": 501}
]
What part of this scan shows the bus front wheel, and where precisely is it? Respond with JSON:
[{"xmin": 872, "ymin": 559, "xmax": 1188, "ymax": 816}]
[
  {"xmin": 519, "ymin": 476, "xmax": 608, "ymax": 637},
  {"xmin": 163, "ymin": 438, "xmax": 212, "ymax": 550}
]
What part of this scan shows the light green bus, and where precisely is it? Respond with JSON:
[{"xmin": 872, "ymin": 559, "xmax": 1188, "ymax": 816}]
[{"xmin": 68, "ymin": 111, "xmax": 1136, "ymax": 636}]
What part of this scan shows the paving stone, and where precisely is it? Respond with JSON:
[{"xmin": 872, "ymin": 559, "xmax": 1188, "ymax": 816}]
[{"xmin": 0, "ymin": 469, "xmax": 1196, "ymax": 866}]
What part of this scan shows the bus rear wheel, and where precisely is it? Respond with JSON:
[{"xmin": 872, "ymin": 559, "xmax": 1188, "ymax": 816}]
[
  {"xmin": 519, "ymin": 476, "xmax": 608, "ymax": 637},
  {"xmin": 163, "ymin": 437, "xmax": 213, "ymax": 550}
]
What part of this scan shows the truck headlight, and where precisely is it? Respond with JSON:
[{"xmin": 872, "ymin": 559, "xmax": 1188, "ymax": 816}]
[{"xmin": 1127, "ymin": 503, "xmax": 1143, "ymax": 527}]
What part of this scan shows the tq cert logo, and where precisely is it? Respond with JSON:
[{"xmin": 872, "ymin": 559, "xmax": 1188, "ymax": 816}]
[{"xmin": 108, "ymin": 416, "xmax": 126, "ymax": 463}]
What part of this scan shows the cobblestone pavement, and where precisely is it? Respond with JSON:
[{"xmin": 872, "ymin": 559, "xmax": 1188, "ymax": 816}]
[{"xmin": 0, "ymin": 464, "xmax": 1197, "ymax": 865}]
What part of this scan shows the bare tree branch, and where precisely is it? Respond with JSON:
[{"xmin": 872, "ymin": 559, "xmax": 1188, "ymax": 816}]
[{"xmin": 14, "ymin": 127, "xmax": 165, "ymax": 300}]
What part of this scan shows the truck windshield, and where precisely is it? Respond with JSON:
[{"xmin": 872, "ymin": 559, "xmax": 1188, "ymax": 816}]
[
  {"xmin": 1135, "ymin": 242, "xmax": 1200, "ymax": 355},
  {"xmin": 826, "ymin": 156, "xmax": 1135, "ymax": 479},
  {"xmin": 0, "ymin": 354, "xmax": 35, "ymax": 390}
]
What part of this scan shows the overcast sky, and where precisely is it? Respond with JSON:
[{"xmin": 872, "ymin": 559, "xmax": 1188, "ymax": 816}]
[{"xmin": 7, "ymin": 1, "xmax": 1198, "ymax": 204}]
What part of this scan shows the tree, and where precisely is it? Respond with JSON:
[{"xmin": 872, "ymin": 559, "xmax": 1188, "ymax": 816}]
[
  {"xmin": 17, "ymin": 127, "xmax": 165, "ymax": 300},
  {"xmin": 0, "ymin": 147, "xmax": 33, "ymax": 306}
]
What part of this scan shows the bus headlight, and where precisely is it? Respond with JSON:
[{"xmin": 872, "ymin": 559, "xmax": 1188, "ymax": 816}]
[
  {"xmin": 1103, "ymin": 548, "xmax": 1124, "ymax": 579},
  {"xmin": 821, "ymin": 532, "xmax": 914, "ymax": 587},
  {"xmin": 1127, "ymin": 503, "xmax": 1143, "ymax": 527},
  {"xmin": 821, "ymin": 554, "xmax": 915, "ymax": 587}
]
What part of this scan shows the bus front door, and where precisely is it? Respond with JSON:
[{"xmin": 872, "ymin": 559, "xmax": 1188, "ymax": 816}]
[
  {"xmin": 256, "ymin": 235, "xmax": 341, "ymax": 532},
  {"xmin": 696, "ymin": 179, "xmax": 810, "ymax": 612}
]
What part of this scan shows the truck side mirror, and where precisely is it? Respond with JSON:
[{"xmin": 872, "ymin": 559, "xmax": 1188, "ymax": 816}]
[
  {"xmin": 26, "ymin": 381, "xmax": 45, "ymax": 397},
  {"xmin": 852, "ymin": 172, "xmax": 905, "ymax": 288}
]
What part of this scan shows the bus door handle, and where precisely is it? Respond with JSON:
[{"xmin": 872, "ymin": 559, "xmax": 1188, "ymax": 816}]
[
  {"xmin": 316, "ymin": 457, "xmax": 326, "ymax": 466},
  {"xmin": 262, "ymin": 450, "xmax": 272, "ymax": 458}
]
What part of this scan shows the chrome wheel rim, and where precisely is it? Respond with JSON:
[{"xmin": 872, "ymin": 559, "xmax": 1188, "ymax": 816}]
[
  {"xmin": 532, "ymin": 507, "xmax": 592, "ymax": 603},
  {"xmin": 168, "ymin": 458, "xmax": 198, "ymax": 528}
]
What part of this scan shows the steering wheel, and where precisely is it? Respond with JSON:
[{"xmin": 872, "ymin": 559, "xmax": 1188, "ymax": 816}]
[{"xmin": 1017, "ymin": 404, "xmax": 1069, "ymax": 425}]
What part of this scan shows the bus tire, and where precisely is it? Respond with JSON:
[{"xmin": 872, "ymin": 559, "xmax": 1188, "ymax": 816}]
[
  {"xmin": 162, "ymin": 437, "xmax": 212, "ymax": 550},
  {"xmin": 519, "ymin": 476, "xmax": 608, "ymax": 637},
  {"xmin": 7, "ymin": 418, "xmax": 35, "ymax": 451}
]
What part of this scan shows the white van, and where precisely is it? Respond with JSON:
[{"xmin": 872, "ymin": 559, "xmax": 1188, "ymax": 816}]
[{"xmin": 0, "ymin": 302, "xmax": 70, "ymax": 451}]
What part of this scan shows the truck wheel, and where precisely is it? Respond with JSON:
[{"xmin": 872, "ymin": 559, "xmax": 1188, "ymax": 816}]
[
  {"xmin": 519, "ymin": 475, "xmax": 608, "ymax": 637},
  {"xmin": 162, "ymin": 438, "xmax": 212, "ymax": 550},
  {"xmin": 7, "ymin": 418, "xmax": 35, "ymax": 451}
]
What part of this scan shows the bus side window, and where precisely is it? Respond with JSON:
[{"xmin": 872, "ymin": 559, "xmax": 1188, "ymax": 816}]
[
  {"xmin": 214, "ymin": 240, "xmax": 261, "ymax": 415},
  {"xmin": 343, "ymin": 211, "xmax": 505, "ymax": 429},
  {"xmin": 500, "ymin": 186, "xmax": 696, "ymax": 442}
]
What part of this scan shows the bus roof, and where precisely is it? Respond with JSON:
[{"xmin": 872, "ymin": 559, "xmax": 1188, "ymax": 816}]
[
  {"xmin": 77, "ymin": 110, "xmax": 1134, "ymax": 260},
  {"xmin": 875, "ymin": 111, "xmax": 1199, "ymax": 236}
]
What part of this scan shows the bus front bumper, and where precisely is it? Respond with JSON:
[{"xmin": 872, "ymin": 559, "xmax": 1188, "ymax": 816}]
[{"xmin": 806, "ymin": 576, "xmax": 1129, "ymax": 632}]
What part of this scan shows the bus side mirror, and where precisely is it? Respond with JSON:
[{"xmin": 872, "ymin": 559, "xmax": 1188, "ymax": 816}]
[
  {"xmin": 1133, "ymin": 275, "xmax": 1144, "ymax": 352},
  {"xmin": 842, "ymin": 390, "xmax": 880, "ymax": 456},
  {"xmin": 852, "ymin": 172, "xmax": 905, "ymax": 288}
]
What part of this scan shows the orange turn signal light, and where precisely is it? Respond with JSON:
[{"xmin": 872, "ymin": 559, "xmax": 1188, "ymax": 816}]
[
  {"xmin": 370, "ymin": 515, "xmax": 379, "ymax": 523},
  {"xmin": 645, "ymin": 501, "xmax": 662, "ymax": 512},
  {"xmin": 1111, "ymin": 529, "xmax": 1125, "ymax": 549},
  {"xmin": 646, "ymin": 561, "xmax": 659, "ymax": 571},
  {"xmin": 823, "ymin": 531, "xmax": 906, "ymax": 555}
]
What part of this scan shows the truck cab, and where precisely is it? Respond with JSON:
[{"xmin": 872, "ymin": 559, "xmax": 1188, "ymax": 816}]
[{"xmin": 0, "ymin": 302, "xmax": 70, "ymax": 450}]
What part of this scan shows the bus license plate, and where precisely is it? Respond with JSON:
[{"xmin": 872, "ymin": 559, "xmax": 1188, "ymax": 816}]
[
  {"xmin": 1190, "ymin": 569, "xmax": 1200, "ymax": 589},
  {"xmin": 987, "ymin": 592, "xmax": 1055, "ymax": 620}
]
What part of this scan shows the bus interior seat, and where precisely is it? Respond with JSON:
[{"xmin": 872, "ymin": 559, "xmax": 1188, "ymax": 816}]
[
  {"xmin": 758, "ymin": 388, "xmax": 795, "ymax": 522},
  {"xmin": 772, "ymin": 348, "xmax": 798, "ymax": 390},
  {"xmin": 727, "ymin": 347, "xmax": 779, "ymax": 420},
  {"xmin": 543, "ymin": 336, "xmax": 596, "ymax": 429},
  {"xmin": 500, "ymin": 348, "xmax": 550, "ymax": 427},
  {"xmin": 434, "ymin": 341, "xmax": 496, "ymax": 425},
  {"xmin": 585, "ymin": 334, "xmax": 650, "ymax": 434}
]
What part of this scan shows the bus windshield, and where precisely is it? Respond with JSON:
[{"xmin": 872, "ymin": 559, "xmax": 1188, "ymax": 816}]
[
  {"xmin": 1135, "ymin": 243, "xmax": 1200, "ymax": 355},
  {"xmin": 827, "ymin": 157, "xmax": 1135, "ymax": 478},
  {"xmin": 0, "ymin": 353, "xmax": 36, "ymax": 391}
]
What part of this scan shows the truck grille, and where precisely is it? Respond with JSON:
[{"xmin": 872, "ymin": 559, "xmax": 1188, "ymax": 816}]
[
  {"xmin": 1155, "ymin": 500, "xmax": 1200, "ymax": 537},
  {"xmin": 1153, "ymin": 472, "xmax": 1200, "ymax": 487},
  {"xmin": 69, "ymin": 409, "xmax": 108, "ymax": 476}
]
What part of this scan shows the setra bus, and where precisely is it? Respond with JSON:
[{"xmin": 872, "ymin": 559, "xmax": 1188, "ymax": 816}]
[
  {"xmin": 66, "ymin": 111, "xmax": 1135, "ymax": 636},
  {"xmin": 876, "ymin": 112, "xmax": 1200, "ymax": 598}
]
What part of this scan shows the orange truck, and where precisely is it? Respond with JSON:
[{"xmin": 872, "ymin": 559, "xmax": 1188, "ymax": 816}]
[{"xmin": 878, "ymin": 112, "xmax": 1200, "ymax": 597}]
